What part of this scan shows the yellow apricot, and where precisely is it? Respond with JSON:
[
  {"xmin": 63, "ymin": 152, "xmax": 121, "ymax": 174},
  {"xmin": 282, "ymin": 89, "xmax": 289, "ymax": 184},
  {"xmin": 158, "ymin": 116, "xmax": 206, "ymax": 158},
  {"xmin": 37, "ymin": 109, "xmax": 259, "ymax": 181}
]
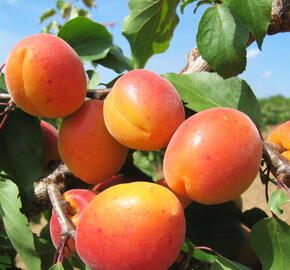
[{"xmin": 103, "ymin": 69, "xmax": 185, "ymax": 150}]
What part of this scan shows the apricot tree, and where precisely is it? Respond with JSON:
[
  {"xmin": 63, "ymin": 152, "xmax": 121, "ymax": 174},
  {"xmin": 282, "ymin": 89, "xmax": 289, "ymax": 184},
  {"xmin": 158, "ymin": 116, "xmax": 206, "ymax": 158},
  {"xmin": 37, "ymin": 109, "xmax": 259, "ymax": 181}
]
[{"xmin": 0, "ymin": 0, "xmax": 290, "ymax": 270}]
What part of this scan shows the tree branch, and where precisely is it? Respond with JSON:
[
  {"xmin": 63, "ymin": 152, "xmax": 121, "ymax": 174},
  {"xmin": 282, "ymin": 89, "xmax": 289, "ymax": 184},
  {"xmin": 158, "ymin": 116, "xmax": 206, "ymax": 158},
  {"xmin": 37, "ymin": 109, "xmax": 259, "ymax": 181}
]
[{"xmin": 262, "ymin": 142, "xmax": 290, "ymax": 190}]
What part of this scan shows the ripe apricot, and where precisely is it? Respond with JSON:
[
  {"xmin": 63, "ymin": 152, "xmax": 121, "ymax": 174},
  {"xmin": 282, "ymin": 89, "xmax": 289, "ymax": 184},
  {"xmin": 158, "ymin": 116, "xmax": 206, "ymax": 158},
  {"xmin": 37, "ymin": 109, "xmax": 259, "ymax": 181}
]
[
  {"xmin": 50, "ymin": 189, "xmax": 96, "ymax": 258},
  {"xmin": 163, "ymin": 107, "xmax": 262, "ymax": 205},
  {"xmin": 103, "ymin": 69, "xmax": 185, "ymax": 150},
  {"xmin": 266, "ymin": 120, "xmax": 290, "ymax": 160},
  {"xmin": 58, "ymin": 100, "xmax": 129, "ymax": 184},
  {"xmin": 75, "ymin": 181, "xmax": 186, "ymax": 270},
  {"xmin": 157, "ymin": 179, "xmax": 192, "ymax": 208},
  {"xmin": 5, "ymin": 33, "xmax": 87, "ymax": 118},
  {"xmin": 40, "ymin": 120, "xmax": 59, "ymax": 165}
]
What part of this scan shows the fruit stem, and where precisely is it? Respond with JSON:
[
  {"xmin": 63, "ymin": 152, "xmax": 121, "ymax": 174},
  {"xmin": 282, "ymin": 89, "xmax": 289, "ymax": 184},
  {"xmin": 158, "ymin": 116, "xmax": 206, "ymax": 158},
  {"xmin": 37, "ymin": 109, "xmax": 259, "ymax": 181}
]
[
  {"xmin": 193, "ymin": 246, "xmax": 222, "ymax": 257},
  {"xmin": 53, "ymin": 235, "xmax": 69, "ymax": 264}
]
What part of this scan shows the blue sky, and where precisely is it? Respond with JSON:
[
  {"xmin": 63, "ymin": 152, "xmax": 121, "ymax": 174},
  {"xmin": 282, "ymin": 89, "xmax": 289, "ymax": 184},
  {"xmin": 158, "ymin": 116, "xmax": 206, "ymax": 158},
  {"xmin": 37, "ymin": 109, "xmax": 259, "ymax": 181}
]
[{"xmin": 0, "ymin": 0, "xmax": 289, "ymax": 98}]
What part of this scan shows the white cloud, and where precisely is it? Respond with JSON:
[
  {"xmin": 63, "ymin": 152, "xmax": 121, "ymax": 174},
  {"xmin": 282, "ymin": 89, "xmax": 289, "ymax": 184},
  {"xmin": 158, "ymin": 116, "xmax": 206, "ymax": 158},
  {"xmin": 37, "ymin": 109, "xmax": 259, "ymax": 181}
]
[
  {"xmin": 247, "ymin": 48, "xmax": 260, "ymax": 59},
  {"xmin": 262, "ymin": 70, "xmax": 272, "ymax": 78}
]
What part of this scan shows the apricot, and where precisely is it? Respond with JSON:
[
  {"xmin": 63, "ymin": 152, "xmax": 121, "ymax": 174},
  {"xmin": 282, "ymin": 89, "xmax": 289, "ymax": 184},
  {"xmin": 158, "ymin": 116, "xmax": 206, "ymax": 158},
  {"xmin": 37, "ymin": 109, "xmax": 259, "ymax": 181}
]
[
  {"xmin": 163, "ymin": 107, "xmax": 262, "ymax": 205},
  {"xmin": 75, "ymin": 181, "xmax": 186, "ymax": 270},
  {"xmin": 50, "ymin": 189, "xmax": 96, "ymax": 258},
  {"xmin": 157, "ymin": 179, "xmax": 192, "ymax": 208},
  {"xmin": 58, "ymin": 100, "xmax": 129, "ymax": 184},
  {"xmin": 40, "ymin": 120, "xmax": 59, "ymax": 165},
  {"xmin": 103, "ymin": 69, "xmax": 185, "ymax": 150},
  {"xmin": 5, "ymin": 33, "xmax": 87, "ymax": 118},
  {"xmin": 266, "ymin": 120, "xmax": 290, "ymax": 160}
]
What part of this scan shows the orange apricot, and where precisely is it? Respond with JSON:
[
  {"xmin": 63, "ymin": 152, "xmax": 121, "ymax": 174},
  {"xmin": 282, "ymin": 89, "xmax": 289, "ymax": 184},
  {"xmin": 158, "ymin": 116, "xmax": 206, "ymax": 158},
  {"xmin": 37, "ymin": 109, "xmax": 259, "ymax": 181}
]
[
  {"xmin": 103, "ymin": 69, "xmax": 185, "ymax": 150},
  {"xmin": 5, "ymin": 33, "xmax": 86, "ymax": 118},
  {"xmin": 75, "ymin": 181, "xmax": 186, "ymax": 270},
  {"xmin": 163, "ymin": 107, "xmax": 262, "ymax": 205},
  {"xmin": 157, "ymin": 179, "xmax": 192, "ymax": 208},
  {"xmin": 266, "ymin": 120, "xmax": 290, "ymax": 159},
  {"xmin": 58, "ymin": 100, "xmax": 128, "ymax": 184}
]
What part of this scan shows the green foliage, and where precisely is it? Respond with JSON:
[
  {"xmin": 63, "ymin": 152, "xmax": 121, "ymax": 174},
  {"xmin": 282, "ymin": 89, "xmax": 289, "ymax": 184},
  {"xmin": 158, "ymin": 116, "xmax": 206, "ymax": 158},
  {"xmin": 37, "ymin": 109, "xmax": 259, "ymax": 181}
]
[
  {"xmin": 58, "ymin": 17, "xmax": 132, "ymax": 74},
  {"xmin": 39, "ymin": 0, "xmax": 96, "ymax": 34},
  {"xmin": 123, "ymin": 0, "xmax": 180, "ymax": 68},
  {"xmin": 87, "ymin": 70, "xmax": 100, "ymax": 89},
  {"xmin": 58, "ymin": 17, "xmax": 113, "ymax": 61},
  {"xmin": 133, "ymin": 150, "xmax": 164, "ymax": 181},
  {"xmin": 268, "ymin": 190, "xmax": 290, "ymax": 215},
  {"xmin": 225, "ymin": 0, "xmax": 272, "ymax": 49},
  {"xmin": 0, "ymin": 109, "xmax": 43, "ymax": 208},
  {"xmin": 251, "ymin": 217, "xmax": 290, "ymax": 270},
  {"xmin": 197, "ymin": 4, "xmax": 249, "ymax": 78},
  {"xmin": 164, "ymin": 72, "xmax": 261, "ymax": 124},
  {"xmin": 210, "ymin": 256, "xmax": 250, "ymax": 270},
  {"xmin": 39, "ymin": 9, "xmax": 57, "ymax": 24},
  {"xmin": 0, "ymin": 179, "xmax": 41, "ymax": 270},
  {"xmin": 259, "ymin": 95, "xmax": 290, "ymax": 128},
  {"xmin": 0, "ymin": 74, "xmax": 7, "ymax": 93},
  {"xmin": 49, "ymin": 262, "xmax": 65, "ymax": 270}
]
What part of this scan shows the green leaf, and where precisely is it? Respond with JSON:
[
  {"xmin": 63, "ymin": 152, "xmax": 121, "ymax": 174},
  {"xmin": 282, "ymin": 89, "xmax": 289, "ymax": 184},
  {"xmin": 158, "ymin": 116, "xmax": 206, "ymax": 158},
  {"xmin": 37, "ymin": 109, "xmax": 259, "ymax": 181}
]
[
  {"xmin": 0, "ymin": 179, "xmax": 41, "ymax": 270},
  {"xmin": 0, "ymin": 109, "xmax": 43, "ymax": 207},
  {"xmin": 182, "ymin": 239, "xmax": 217, "ymax": 263},
  {"xmin": 194, "ymin": 0, "xmax": 214, "ymax": 13},
  {"xmin": 225, "ymin": 0, "xmax": 272, "ymax": 49},
  {"xmin": 82, "ymin": 0, "xmax": 96, "ymax": 8},
  {"xmin": 210, "ymin": 256, "xmax": 251, "ymax": 269},
  {"xmin": 95, "ymin": 46, "xmax": 133, "ymax": 73},
  {"xmin": 58, "ymin": 17, "xmax": 113, "ymax": 61},
  {"xmin": 251, "ymin": 217, "xmax": 290, "ymax": 270},
  {"xmin": 86, "ymin": 70, "xmax": 100, "ymax": 89},
  {"xmin": 69, "ymin": 253, "xmax": 92, "ymax": 269},
  {"xmin": 180, "ymin": 0, "xmax": 198, "ymax": 13},
  {"xmin": 268, "ymin": 190, "xmax": 290, "ymax": 215},
  {"xmin": 164, "ymin": 72, "xmax": 260, "ymax": 124},
  {"xmin": 133, "ymin": 150, "xmax": 164, "ymax": 181},
  {"xmin": 39, "ymin": 9, "xmax": 57, "ymax": 24},
  {"xmin": 0, "ymin": 254, "xmax": 13, "ymax": 269},
  {"xmin": 197, "ymin": 4, "xmax": 249, "ymax": 78},
  {"xmin": 49, "ymin": 262, "xmax": 65, "ymax": 270},
  {"xmin": 0, "ymin": 74, "xmax": 7, "ymax": 93},
  {"xmin": 123, "ymin": 0, "xmax": 180, "ymax": 68}
]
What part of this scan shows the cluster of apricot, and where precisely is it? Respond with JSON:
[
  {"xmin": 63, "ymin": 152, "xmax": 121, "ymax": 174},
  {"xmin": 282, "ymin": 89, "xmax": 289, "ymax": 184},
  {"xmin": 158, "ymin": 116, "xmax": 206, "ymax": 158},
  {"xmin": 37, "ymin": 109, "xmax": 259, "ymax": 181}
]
[{"xmin": 5, "ymin": 33, "xmax": 263, "ymax": 269}]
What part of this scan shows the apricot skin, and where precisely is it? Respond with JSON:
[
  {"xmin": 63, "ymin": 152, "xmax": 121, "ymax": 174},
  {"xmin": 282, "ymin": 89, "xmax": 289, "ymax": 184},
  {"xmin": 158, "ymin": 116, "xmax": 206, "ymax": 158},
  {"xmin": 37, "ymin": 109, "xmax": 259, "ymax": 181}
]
[
  {"xmin": 40, "ymin": 120, "xmax": 59, "ymax": 165},
  {"xmin": 5, "ymin": 33, "xmax": 87, "ymax": 118},
  {"xmin": 163, "ymin": 107, "xmax": 262, "ymax": 205},
  {"xmin": 58, "ymin": 100, "xmax": 129, "ymax": 184},
  {"xmin": 75, "ymin": 182, "xmax": 186, "ymax": 270},
  {"xmin": 266, "ymin": 120, "xmax": 290, "ymax": 160},
  {"xmin": 50, "ymin": 189, "xmax": 96, "ymax": 258},
  {"xmin": 103, "ymin": 69, "xmax": 185, "ymax": 150}
]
